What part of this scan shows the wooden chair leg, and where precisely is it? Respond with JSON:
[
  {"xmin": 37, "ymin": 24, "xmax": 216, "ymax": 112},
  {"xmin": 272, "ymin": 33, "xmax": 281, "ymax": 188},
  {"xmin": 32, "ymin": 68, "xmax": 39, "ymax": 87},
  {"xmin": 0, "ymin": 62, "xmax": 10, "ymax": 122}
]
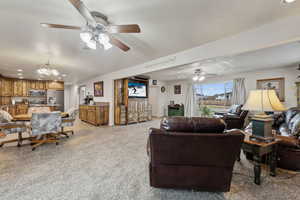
[{"xmin": 31, "ymin": 135, "xmax": 59, "ymax": 151}]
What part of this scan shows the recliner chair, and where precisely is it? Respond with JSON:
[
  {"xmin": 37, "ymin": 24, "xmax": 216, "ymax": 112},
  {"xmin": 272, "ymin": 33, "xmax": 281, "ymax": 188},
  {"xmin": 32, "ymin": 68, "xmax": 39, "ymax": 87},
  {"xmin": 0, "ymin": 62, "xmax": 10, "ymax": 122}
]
[{"xmin": 148, "ymin": 117, "xmax": 244, "ymax": 192}]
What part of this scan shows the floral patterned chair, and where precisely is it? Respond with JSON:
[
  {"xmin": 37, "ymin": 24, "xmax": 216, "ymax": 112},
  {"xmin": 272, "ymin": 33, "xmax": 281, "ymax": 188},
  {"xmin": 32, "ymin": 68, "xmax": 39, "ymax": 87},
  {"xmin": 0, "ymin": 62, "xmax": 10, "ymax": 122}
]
[
  {"xmin": 60, "ymin": 108, "xmax": 78, "ymax": 137},
  {"xmin": 30, "ymin": 112, "xmax": 62, "ymax": 151},
  {"xmin": 0, "ymin": 110, "xmax": 30, "ymax": 147}
]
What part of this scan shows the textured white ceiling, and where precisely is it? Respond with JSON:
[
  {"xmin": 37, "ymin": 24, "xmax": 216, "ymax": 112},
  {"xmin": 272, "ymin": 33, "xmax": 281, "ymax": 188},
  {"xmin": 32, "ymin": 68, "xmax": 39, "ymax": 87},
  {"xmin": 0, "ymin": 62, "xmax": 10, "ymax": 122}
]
[
  {"xmin": 0, "ymin": 0, "xmax": 300, "ymax": 83},
  {"xmin": 145, "ymin": 42, "xmax": 300, "ymax": 81}
]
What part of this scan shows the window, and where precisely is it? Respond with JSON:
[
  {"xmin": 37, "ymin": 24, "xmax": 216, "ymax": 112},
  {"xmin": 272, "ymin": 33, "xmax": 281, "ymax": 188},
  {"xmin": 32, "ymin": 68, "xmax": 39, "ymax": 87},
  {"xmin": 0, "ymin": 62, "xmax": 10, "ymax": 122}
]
[{"xmin": 194, "ymin": 81, "xmax": 233, "ymax": 115}]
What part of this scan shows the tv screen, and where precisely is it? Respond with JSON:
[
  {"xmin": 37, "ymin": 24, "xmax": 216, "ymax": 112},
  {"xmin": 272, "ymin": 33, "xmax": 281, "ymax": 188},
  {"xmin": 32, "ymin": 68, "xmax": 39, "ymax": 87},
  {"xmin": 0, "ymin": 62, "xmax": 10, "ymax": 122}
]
[{"xmin": 128, "ymin": 82, "xmax": 147, "ymax": 98}]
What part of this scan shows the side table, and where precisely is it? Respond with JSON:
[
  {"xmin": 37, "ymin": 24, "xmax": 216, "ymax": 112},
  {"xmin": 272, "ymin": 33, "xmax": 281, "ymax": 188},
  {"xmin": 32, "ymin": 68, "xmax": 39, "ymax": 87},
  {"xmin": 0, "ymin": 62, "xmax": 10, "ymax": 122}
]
[{"xmin": 241, "ymin": 133, "xmax": 280, "ymax": 185}]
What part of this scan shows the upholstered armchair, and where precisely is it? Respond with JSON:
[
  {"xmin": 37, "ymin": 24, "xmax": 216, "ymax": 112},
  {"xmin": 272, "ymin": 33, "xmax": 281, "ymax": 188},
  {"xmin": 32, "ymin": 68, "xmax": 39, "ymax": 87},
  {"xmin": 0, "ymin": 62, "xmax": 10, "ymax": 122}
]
[
  {"xmin": 30, "ymin": 112, "xmax": 62, "ymax": 151},
  {"xmin": 60, "ymin": 108, "xmax": 78, "ymax": 137},
  {"xmin": 148, "ymin": 117, "xmax": 244, "ymax": 191},
  {"xmin": 0, "ymin": 110, "xmax": 31, "ymax": 147}
]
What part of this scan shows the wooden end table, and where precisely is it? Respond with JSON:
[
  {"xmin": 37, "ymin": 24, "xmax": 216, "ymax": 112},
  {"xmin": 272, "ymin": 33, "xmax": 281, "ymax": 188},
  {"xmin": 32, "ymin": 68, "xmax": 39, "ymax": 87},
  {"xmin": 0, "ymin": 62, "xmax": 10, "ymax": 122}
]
[{"xmin": 241, "ymin": 133, "xmax": 281, "ymax": 185}]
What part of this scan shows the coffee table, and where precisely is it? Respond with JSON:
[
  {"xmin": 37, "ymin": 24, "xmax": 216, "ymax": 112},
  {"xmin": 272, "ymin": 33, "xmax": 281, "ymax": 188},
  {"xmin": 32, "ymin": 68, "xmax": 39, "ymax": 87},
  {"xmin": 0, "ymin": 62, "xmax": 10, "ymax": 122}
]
[{"xmin": 241, "ymin": 133, "xmax": 281, "ymax": 185}]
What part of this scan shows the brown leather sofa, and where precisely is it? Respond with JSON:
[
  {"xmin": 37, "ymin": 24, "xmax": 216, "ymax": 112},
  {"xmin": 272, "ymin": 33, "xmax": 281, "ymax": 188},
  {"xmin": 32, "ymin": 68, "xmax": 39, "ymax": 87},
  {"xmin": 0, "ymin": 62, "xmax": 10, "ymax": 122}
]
[
  {"xmin": 148, "ymin": 117, "xmax": 244, "ymax": 192},
  {"xmin": 273, "ymin": 107, "xmax": 300, "ymax": 171}
]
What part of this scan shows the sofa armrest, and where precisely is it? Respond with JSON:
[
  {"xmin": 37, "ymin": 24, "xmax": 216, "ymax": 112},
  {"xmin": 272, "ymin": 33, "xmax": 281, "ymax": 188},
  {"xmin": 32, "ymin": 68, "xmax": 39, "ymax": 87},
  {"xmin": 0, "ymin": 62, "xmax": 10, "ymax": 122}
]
[
  {"xmin": 223, "ymin": 114, "xmax": 240, "ymax": 120},
  {"xmin": 276, "ymin": 135, "xmax": 300, "ymax": 148},
  {"xmin": 147, "ymin": 128, "xmax": 167, "ymax": 157}
]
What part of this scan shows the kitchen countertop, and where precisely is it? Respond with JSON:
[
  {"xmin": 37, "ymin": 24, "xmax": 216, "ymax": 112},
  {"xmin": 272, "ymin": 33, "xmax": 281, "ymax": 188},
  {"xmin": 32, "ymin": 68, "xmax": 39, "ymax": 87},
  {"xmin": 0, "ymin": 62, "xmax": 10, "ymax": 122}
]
[{"xmin": 29, "ymin": 104, "xmax": 60, "ymax": 107}]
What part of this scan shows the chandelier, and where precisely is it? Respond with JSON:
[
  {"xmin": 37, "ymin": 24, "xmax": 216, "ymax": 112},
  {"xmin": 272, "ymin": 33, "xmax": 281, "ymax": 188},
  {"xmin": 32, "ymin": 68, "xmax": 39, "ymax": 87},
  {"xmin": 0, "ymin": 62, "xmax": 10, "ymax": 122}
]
[{"xmin": 37, "ymin": 61, "xmax": 60, "ymax": 77}]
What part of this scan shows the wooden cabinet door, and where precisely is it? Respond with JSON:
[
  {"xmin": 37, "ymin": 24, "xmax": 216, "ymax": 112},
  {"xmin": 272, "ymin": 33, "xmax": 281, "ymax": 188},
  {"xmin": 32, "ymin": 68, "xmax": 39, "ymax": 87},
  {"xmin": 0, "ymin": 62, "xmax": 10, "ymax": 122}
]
[
  {"xmin": 47, "ymin": 81, "xmax": 64, "ymax": 90},
  {"xmin": 87, "ymin": 110, "xmax": 96, "ymax": 125},
  {"xmin": 79, "ymin": 106, "xmax": 87, "ymax": 121},
  {"xmin": 37, "ymin": 81, "xmax": 45, "ymax": 89},
  {"xmin": 22, "ymin": 80, "xmax": 28, "ymax": 96},
  {"xmin": 2, "ymin": 79, "xmax": 12, "ymax": 96},
  {"xmin": 13, "ymin": 80, "xmax": 23, "ymax": 96}
]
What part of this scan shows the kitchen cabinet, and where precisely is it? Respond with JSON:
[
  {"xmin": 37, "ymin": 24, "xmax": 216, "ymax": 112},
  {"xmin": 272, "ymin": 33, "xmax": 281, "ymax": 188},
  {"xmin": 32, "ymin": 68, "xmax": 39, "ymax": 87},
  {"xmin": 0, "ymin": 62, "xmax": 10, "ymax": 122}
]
[
  {"xmin": 1, "ymin": 78, "xmax": 13, "ymax": 97},
  {"xmin": 79, "ymin": 103, "xmax": 109, "ymax": 126},
  {"xmin": 13, "ymin": 80, "xmax": 24, "ymax": 96},
  {"xmin": 0, "ymin": 97, "xmax": 11, "ymax": 105},
  {"xmin": 46, "ymin": 81, "xmax": 64, "ymax": 90}
]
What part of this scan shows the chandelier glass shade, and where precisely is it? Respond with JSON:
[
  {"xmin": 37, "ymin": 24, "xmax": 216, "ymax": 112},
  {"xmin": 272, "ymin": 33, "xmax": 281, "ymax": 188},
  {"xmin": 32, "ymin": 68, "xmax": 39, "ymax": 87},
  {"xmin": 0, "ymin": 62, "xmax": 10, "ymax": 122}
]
[
  {"xmin": 37, "ymin": 63, "xmax": 60, "ymax": 77},
  {"xmin": 80, "ymin": 30, "xmax": 112, "ymax": 50},
  {"xmin": 193, "ymin": 75, "xmax": 205, "ymax": 82},
  {"xmin": 80, "ymin": 31, "xmax": 92, "ymax": 43}
]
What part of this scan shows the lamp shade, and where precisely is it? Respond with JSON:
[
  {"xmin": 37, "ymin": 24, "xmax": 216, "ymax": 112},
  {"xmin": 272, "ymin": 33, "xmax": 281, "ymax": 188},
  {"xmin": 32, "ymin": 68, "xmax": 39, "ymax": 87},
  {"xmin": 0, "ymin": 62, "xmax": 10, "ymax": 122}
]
[{"xmin": 242, "ymin": 90, "xmax": 286, "ymax": 112}]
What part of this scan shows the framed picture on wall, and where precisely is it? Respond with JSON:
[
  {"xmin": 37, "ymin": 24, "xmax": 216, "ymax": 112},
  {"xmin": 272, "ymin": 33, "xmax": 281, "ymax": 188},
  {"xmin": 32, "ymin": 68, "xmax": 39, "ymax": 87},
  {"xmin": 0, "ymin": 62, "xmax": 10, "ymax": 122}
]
[
  {"xmin": 257, "ymin": 77, "xmax": 285, "ymax": 101},
  {"xmin": 94, "ymin": 81, "xmax": 104, "ymax": 97},
  {"xmin": 174, "ymin": 85, "xmax": 181, "ymax": 94}
]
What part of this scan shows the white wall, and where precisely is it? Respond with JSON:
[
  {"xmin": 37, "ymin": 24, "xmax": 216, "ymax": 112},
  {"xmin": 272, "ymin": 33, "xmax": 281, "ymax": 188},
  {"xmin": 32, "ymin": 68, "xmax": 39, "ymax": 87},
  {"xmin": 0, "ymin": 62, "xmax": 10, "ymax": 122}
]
[
  {"xmin": 164, "ymin": 66, "xmax": 298, "ymax": 114},
  {"xmin": 148, "ymin": 80, "xmax": 168, "ymax": 117}
]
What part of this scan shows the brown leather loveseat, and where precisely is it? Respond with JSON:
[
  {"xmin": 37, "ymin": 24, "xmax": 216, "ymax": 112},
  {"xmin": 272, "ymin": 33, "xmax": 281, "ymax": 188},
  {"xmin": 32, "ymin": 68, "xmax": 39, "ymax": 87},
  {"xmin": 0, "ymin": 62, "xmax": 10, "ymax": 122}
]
[{"xmin": 148, "ymin": 117, "xmax": 244, "ymax": 192}]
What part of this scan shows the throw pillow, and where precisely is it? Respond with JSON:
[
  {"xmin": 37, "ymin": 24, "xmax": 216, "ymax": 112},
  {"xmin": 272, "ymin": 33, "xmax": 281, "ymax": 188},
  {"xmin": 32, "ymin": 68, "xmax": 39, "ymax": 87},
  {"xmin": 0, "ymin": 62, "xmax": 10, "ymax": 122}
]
[
  {"xmin": 289, "ymin": 113, "xmax": 300, "ymax": 137},
  {"xmin": 0, "ymin": 110, "xmax": 12, "ymax": 123},
  {"xmin": 229, "ymin": 105, "xmax": 239, "ymax": 114}
]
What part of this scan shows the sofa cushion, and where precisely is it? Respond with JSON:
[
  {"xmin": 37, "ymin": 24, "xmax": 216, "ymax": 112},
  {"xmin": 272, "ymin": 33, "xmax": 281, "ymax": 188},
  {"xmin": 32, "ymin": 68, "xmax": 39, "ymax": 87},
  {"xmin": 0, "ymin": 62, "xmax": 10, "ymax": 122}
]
[
  {"xmin": 279, "ymin": 123, "xmax": 290, "ymax": 136},
  {"xmin": 285, "ymin": 107, "xmax": 300, "ymax": 124}
]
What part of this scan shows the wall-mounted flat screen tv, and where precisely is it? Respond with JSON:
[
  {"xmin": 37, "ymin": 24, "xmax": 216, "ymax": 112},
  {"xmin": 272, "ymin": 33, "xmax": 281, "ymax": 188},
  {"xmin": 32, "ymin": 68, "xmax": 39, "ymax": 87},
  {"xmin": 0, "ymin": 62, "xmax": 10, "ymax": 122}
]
[{"xmin": 128, "ymin": 82, "xmax": 147, "ymax": 98}]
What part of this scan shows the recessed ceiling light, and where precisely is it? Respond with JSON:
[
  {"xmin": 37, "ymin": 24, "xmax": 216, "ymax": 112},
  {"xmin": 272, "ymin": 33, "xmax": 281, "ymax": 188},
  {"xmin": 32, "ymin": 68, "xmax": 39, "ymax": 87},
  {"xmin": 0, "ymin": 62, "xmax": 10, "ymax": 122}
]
[
  {"xmin": 17, "ymin": 69, "xmax": 23, "ymax": 72},
  {"xmin": 19, "ymin": 77, "xmax": 24, "ymax": 79},
  {"xmin": 17, "ymin": 73, "xmax": 23, "ymax": 76},
  {"xmin": 282, "ymin": 0, "xmax": 296, "ymax": 4},
  {"xmin": 62, "ymin": 74, "xmax": 67, "ymax": 77}
]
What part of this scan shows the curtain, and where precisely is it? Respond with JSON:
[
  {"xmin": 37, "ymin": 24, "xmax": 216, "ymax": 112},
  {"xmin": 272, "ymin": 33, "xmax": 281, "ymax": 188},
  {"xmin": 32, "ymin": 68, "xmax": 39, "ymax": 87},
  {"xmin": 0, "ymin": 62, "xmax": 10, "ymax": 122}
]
[
  {"xmin": 231, "ymin": 78, "xmax": 246, "ymax": 105},
  {"xmin": 185, "ymin": 83, "xmax": 196, "ymax": 117}
]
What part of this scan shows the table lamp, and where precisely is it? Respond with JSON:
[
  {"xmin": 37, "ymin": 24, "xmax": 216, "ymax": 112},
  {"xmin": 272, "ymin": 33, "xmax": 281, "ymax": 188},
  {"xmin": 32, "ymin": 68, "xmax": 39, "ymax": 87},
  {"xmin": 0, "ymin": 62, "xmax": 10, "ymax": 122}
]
[{"xmin": 242, "ymin": 89, "xmax": 286, "ymax": 142}]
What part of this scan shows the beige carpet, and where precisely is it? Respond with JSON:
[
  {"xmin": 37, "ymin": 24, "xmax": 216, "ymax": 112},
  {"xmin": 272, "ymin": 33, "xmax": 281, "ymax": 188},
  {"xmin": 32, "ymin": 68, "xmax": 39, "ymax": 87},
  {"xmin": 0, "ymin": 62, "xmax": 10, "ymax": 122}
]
[{"xmin": 0, "ymin": 119, "xmax": 300, "ymax": 200}]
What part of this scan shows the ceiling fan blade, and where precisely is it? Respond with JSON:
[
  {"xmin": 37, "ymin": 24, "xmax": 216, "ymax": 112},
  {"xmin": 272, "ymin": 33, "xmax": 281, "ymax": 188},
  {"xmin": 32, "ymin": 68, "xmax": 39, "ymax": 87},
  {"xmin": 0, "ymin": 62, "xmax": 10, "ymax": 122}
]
[
  {"xmin": 109, "ymin": 36, "xmax": 130, "ymax": 52},
  {"xmin": 68, "ymin": 0, "xmax": 96, "ymax": 25},
  {"xmin": 107, "ymin": 24, "xmax": 141, "ymax": 33},
  {"xmin": 40, "ymin": 23, "xmax": 81, "ymax": 30}
]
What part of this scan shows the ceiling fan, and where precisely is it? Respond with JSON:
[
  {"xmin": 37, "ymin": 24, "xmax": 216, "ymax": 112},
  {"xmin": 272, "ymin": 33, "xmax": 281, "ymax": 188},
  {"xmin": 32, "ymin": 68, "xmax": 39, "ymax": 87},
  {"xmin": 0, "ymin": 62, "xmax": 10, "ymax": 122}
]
[
  {"xmin": 192, "ymin": 69, "xmax": 217, "ymax": 82},
  {"xmin": 40, "ymin": 0, "xmax": 141, "ymax": 52}
]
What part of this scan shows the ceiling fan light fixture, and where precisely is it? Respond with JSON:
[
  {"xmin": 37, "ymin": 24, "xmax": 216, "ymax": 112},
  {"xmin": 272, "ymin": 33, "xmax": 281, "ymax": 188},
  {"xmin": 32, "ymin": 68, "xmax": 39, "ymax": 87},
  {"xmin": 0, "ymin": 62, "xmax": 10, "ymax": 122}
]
[
  {"xmin": 86, "ymin": 39, "xmax": 97, "ymax": 50},
  {"xmin": 80, "ymin": 31, "xmax": 92, "ymax": 43},
  {"xmin": 193, "ymin": 76, "xmax": 199, "ymax": 81},
  {"xmin": 98, "ymin": 34, "xmax": 112, "ymax": 50},
  {"xmin": 198, "ymin": 76, "xmax": 206, "ymax": 82},
  {"xmin": 282, "ymin": 0, "xmax": 296, "ymax": 4}
]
